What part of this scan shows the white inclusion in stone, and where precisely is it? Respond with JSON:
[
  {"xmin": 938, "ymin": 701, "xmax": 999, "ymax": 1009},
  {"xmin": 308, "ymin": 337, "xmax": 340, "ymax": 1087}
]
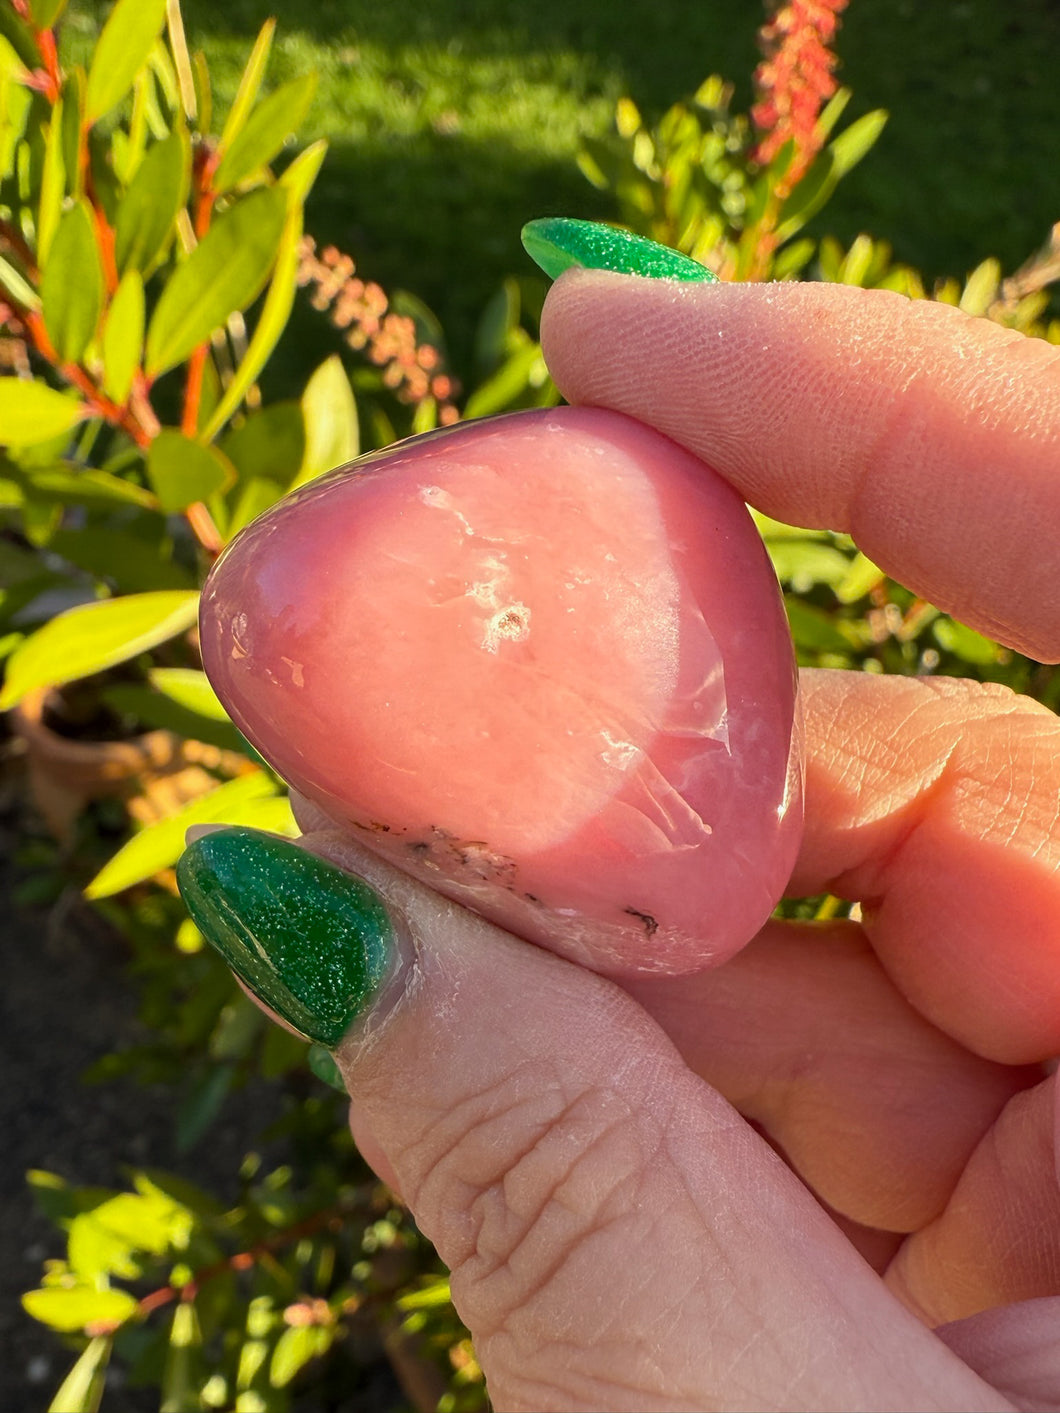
[{"xmin": 481, "ymin": 601, "xmax": 531, "ymax": 653}]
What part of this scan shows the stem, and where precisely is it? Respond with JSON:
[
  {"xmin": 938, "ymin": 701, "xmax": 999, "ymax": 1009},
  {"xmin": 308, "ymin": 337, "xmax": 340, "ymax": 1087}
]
[
  {"xmin": 130, "ymin": 1193, "xmax": 371, "ymax": 1324},
  {"xmin": 185, "ymin": 500, "xmax": 223, "ymax": 555},
  {"xmin": 34, "ymin": 26, "xmax": 61, "ymax": 102}
]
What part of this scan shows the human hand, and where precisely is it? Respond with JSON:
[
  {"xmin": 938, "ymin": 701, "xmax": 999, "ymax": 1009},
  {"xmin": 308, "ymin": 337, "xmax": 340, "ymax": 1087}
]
[{"xmin": 179, "ymin": 271, "xmax": 1060, "ymax": 1411}]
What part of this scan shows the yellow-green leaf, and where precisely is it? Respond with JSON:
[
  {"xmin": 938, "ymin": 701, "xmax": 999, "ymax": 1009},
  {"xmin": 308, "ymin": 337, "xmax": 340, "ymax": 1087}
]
[
  {"xmin": 0, "ymin": 252, "xmax": 38, "ymax": 311},
  {"xmin": 48, "ymin": 1337, "xmax": 112, "ymax": 1413},
  {"xmin": 198, "ymin": 206, "xmax": 304, "ymax": 442},
  {"xmin": 0, "ymin": 379, "xmax": 85, "ymax": 447},
  {"xmin": 23, "ymin": 1285, "xmax": 137, "ymax": 1334},
  {"xmin": 0, "ymin": 59, "xmax": 33, "ymax": 183},
  {"xmin": 85, "ymin": 0, "xmax": 168, "ymax": 125},
  {"xmin": 217, "ymin": 18, "xmax": 275, "ymax": 156},
  {"xmin": 114, "ymin": 125, "xmax": 191, "ymax": 277},
  {"xmin": 41, "ymin": 201, "xmax": 105, "ymax": 364},
  {"xmin": 292, "ymin": 355, "xmax": 358, "ymax": 488},
  {"xmin": 147, "ymin": 429, "xmax": 235, "ymax": 512},
  {"xmin": 213, "ymin": 72, "xmax": 317, "ymax": 194},
  {"xmin": 278, "ymin": 137, "xmax": 327, "ymax": 205},
  {"xmin": 162, "ymin": 1301, "xmax": 203, "ymax": 1413},
  {"xmin": 101, "ymin": 270, "xmax": 144, "ymax": 405},
  {"xmin": 60, "ymin": 67, "xmax": 85, "ymax": 198},
  {"xmin": 19, "ymin": 465, "xmax": 156, "ymax": 510},
  {"xmin": 28, "ymin": 0, "xmax": 68, "ymax": 27},
  {"xmin": 834, "ymin": 550, "xmax": 885, "ymax": 604},
  {"xmin": 0, "ymin": 589, "xmax": 198, "ymax": 709},
  {"xmin": 37, "ymin": 94, "xmax": 64, "ymax": 266},
  {"xmin": 84, "ymin": 772, "xmax": 291, "ymax": 898},
  {"xmin": 270, "ymin": 1323, "xmax": 333, "ymax": 1388},
  {"xmin": 144, "ymin": 185, "xmax": 289, "ymax": 377},
  {"xmin": 149, "ymin": 667, "xmax": 229, "ymax": 721}
]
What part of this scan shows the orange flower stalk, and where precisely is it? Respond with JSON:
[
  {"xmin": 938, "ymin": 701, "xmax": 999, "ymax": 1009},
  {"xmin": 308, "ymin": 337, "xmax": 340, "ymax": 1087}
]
[
  {"xmin": 297, "ymin": 238, "xmax": 460, "ymax": 424},
  {"xmin": 751, "ymin": 0, "xmax": 849, "ymax": 191}
]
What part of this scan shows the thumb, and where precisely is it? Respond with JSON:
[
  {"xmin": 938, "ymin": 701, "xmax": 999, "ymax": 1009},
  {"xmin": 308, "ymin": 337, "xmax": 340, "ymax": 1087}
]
[{"xmin": 178, "ymin": 826, "xmax": 1007, "ymax": 1413}]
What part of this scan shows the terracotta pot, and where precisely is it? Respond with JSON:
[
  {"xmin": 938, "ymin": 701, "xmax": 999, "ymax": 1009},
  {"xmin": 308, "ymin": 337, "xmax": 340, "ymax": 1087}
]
[{"xmin": 10, "ymin": 687, "xmax": 252, "ymax": 844}]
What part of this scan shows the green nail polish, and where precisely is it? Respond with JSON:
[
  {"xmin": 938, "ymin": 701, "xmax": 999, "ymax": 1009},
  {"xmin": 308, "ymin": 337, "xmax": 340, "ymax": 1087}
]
[
  {"xmin": 522, "ymin": 217, "xmax": 717, "ymax": 284},
  {"xmin": 176, "ymin": 828, "xmax": 395, "ymax": 1047}
]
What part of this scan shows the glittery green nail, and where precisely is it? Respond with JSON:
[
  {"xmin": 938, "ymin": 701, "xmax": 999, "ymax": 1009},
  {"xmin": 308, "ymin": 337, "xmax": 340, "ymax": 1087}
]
[
  {"xmin": 521, "ymin": 217, "xmax": 718, "ymax": 284},
  {"xmin": 176, "ymin": 828, "xmax": 395, "ymax": 1047}
]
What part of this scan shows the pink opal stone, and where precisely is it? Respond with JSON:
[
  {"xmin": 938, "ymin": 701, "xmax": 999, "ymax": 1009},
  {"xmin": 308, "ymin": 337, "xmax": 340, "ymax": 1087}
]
[{"xmin": 199, "ymin": 407, "xmax": 802, "ymax": 975}]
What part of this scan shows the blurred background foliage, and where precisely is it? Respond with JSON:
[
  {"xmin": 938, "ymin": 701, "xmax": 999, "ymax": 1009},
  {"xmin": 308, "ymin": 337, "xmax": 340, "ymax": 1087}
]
[{"xmin": 2, "ymin": 0, "xmax": 1059, "ymax": 1408}]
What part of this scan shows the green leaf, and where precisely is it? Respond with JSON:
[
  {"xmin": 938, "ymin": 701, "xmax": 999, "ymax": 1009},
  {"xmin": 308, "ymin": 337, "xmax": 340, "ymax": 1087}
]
[
  {"xmin": 37, "ymin": 94, "xmax": 65, "ymax": 267},
  {"xmin": 198, "ymin": 206, "xmax": 304, "ymax": 442},
  {"xmin": 220, "ymin": 401, "xmax": 304, "ymax": 482},
  {"xmin": 0, "ymin": 589, "xmax": 199, "ymax": 709},
  {"xmin": 933, "ymin": 617, "xmax": 1001, "ymax": 665},
  {"xmin": 463, "ymin": 340, "xmax": 544, "ymax": 420},
  {"xmin": 0, "ymin": 379, "xmax": 85, "ymax": 447},
  {"xmin": 49, "ymin": 522, "xmax": 193, "ymax": 593},
  {"xmin": 149, "ymin": 667, "xmax": 229, "ymax": 721},
  {"xmin": 270, "ymin": 1324, "xmax": 334, "ymax": 1388},
  {"xmin": 145, "ymin": 185, "xmax": 289, "ymax": 377},
  {"xmin": 291, "ymin": 355, "xmax": 358, "ymax": 488},
  {"xmin": 41, "ymin": 201, "xmax": 105, "ymax": 364},
  {"xmin": 48, "ymin": 1336, "xmax": 112, "ymax": 1413},
  {"xmin": 115, "ymin": 126, "xmax": 191, "ymax": 278},
  {"xmin": 784, "ymin": 596, "xmax": 855, "ymax": 656},
  {"xmin": 162, "ymin": 1300, "xmax": 204, "ymax": 1412},
  {"xmin": 83, "ymin": 772, "xmax": 291, "ymax": 899},
  {"xmin": 766, "ymin": 539, "xmax": 853, "ymax": 592},
  {"xmin": 23, "ymin": 1284, "xmax": 138, "ymax": 1333},
  {"xmin": 18, "ymin": 465, "xmax": 157, "ymax": 510},
  {"xmin": 101, "ymin": 269, "xmax": 144, "ymax": 405},
  {"xmin": 61, "ymin": 67, "xmax": 85, "ymax": 198},
  {"xmin": 226, "ymin": 475, "xmax": 285, "ymax": 536},
  {"xmin": 214, "ymin": 73, "xmax": 317, "ymax": 194},
  {"xmin": 176, "ymin": 1064, "xmax": 235, "ymax": 1154},
  {"xmin": 85, "ymin": 0, "xmax": 168, "ymax": 125},
  {"xmin": 28, "ymin": 0, "xmax": 68, "ymax": 27},
  {"xmin": 217, "ymin": 18, "xmax": 275, "ymax": 157},
  {"xmin": 147, "ymin": 430, "xmax": 235, "ymax": 512},
  {"xmin": 829, "ymin": 107, "xmax": 888, "ymax": 179}
]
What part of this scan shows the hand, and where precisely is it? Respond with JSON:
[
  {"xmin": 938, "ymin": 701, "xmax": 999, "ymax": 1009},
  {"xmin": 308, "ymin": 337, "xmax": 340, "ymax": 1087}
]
[{"xmin": 183, "ymin": 275, "xmax": 1060, "ymax": 1411}]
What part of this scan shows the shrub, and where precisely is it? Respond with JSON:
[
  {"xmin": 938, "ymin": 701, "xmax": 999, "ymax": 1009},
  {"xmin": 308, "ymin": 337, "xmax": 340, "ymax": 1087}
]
[{"xmin": 6, "ymin": 0, "xmax": 1058, "ymax": 1408}]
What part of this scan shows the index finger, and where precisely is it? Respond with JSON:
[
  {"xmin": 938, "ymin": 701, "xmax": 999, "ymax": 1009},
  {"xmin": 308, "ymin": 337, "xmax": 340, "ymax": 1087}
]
[{"xmin": 540, "ymin": 273, "xmax": 1060, "ymax": 662}]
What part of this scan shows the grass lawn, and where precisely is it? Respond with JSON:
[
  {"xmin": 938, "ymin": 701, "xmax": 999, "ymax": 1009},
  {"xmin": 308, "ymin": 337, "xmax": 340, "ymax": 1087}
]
[{"xmin": 66, "ymin": 0, "xmax": 1060, "ymax": 379}]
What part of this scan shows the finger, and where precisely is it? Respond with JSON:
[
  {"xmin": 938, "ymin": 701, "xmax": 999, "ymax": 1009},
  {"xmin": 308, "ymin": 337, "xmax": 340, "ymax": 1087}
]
[
  {"xmin": 793, "ymin": 669, "xmax": 1060, "ymax": 1064},
  {"xmin": 937, "ymin": 1299, "xmax": 1060, "ymax": 1409},
  {"xmin": 886, "ymin": 1077, "xmax": 1060, "ymax": 1326},
  {"xmin": 179, "ymin": 825, "xmax": 1009, "ymax": 1411},
  {"xmin": 627, "ymin": 919, "xmax": 1034, "ymax": 1234},
  {"xmin": 540, "ymin": 273, "xmax": 1060, "ymax": 662}
]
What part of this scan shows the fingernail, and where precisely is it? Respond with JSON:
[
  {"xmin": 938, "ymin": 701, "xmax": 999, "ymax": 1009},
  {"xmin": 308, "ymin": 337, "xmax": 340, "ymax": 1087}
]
[
  {"xmin": 176, "ymin": 828, "xmax": 397, "ymax": 1047},
  {"xmin": 521, "ymin": 217, "xmax": 718, "ymax": 283}
]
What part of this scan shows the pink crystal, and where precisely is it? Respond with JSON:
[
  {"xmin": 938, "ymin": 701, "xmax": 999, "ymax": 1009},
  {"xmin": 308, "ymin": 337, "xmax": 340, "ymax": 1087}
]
[{"xmin": 199, "ymin": 407, "xmax": 802, "ymax": 975}]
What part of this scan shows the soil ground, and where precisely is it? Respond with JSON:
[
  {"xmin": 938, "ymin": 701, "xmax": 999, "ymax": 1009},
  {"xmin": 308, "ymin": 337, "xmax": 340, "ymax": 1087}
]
[{"xmin": 0, "ymin": 752, "xmax": 406, "ymax": 1412}]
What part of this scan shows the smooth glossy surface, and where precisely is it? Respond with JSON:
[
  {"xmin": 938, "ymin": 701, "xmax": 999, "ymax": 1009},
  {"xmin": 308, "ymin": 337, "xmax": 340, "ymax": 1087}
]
[
  {"xmin": 177, "ymin": 827, "xmax": 395, "ymax": 1045},
  {"xmin": 200, "ymin": 407, "xmax": 801, "ymax": 975},
  {"xmin": 521, "ymin": 218, "xmax": 719, "ymax": 283}
]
